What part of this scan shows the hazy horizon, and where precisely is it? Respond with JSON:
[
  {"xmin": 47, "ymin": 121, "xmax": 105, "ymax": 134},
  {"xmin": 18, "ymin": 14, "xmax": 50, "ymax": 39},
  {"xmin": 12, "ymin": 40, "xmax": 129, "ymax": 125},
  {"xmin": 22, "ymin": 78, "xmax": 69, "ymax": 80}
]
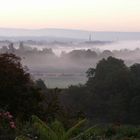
[
  {"xmin": 1, "ymin": 27, "xmax": 140, "ymax": 33},
  {"xmin": 0, "ymin": 28, "xmax": 140, "ymax": 42}
]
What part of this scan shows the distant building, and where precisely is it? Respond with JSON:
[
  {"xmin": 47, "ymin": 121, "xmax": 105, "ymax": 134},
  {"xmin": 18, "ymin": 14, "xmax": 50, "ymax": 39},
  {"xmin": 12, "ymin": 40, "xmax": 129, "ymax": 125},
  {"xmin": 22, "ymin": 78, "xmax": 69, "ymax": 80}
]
[{"xmin": 89, "ymin": 33, "xmax": 92, "ymax": 41}]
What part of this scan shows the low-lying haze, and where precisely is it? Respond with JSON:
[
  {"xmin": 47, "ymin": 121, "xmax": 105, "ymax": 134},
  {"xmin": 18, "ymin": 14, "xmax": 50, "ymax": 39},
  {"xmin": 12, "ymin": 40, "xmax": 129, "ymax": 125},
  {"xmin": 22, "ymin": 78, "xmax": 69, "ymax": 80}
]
[{"xmin": 0, "ymin": 29, "xmax": 140, "ymax": 88}]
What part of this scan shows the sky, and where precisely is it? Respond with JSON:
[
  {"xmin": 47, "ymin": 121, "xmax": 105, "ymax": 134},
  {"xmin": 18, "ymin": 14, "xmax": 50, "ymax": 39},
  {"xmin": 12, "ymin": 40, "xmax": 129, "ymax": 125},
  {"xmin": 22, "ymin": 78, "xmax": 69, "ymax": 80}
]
[{"xmin": 0, "ymin": 0, "xmax": 140, "ymax": 31}]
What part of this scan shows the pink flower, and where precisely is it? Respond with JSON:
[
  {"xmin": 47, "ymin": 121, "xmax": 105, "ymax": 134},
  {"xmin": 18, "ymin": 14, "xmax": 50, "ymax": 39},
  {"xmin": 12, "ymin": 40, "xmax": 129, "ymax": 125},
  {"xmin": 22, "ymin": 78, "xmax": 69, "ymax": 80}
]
[
  {"xmin": 6, "ymin": 111, "xmax": 10, "ymax": 116},
  {"xmin": 10, "ymin": 124, "xmax": 16, "ymax": 129},
  {"xmin": 10, "ymin": 121, "xmax": 16, "ymax": 128},
  {"xmin": 10, "ymin": 121, "xmax": 15, "ymax": 125},
  {"xmin": 8, "ymin": 114, "xmax": 13, "ymax": 119}
]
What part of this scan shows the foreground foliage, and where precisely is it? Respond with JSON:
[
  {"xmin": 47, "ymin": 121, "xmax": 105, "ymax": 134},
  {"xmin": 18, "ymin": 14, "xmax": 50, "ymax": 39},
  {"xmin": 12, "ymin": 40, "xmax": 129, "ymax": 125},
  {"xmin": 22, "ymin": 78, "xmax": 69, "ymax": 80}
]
[
  {"xmin": 16, "ymin": 116, "xmax": 140, "ymax": 140},
  {"xmin": 16, "ymin": 115, "xmax": 87, "ymax": 140}
]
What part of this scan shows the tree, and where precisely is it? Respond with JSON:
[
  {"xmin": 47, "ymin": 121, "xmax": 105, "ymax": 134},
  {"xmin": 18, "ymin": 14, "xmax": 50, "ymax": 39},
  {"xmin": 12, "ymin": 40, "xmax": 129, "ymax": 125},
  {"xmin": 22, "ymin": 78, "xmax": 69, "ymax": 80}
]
[
  {"xmin": 36, "ymin": 79, "xmax": 47, "ymax": 91},
  {"xmin": 0, "ymin": 53, "xmax": 43, "ymax": 120},
  {"xmin": 86, "ymin": 57, "xmax": 131, "ymax": 122},
  {"xmin": 128, "ymin": 64, "xmax": 140, "ymax": 123},
  {"xmin": 87, "ymin": 57, "xmax": 131, "ymax": 92}
]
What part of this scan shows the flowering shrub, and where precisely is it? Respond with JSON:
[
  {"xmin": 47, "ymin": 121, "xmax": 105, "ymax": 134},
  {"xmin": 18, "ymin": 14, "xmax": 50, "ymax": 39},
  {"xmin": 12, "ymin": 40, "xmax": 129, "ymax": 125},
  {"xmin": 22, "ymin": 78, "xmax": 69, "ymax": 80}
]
[
  {"xmin": 0, "ymin": 110, "xmax": 16, "ymax": 139},
  {"xmin": 0, "ymin": 111, "xmax": 16, "ymax": 129}
]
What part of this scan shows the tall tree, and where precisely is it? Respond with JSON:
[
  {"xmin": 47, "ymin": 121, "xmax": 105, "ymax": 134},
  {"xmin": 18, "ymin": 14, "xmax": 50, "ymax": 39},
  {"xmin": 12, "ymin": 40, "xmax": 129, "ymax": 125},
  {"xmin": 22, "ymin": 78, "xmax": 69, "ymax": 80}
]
[{"xmin": 0, "ymin": 53, "xmax": 43, "ymax": 120}]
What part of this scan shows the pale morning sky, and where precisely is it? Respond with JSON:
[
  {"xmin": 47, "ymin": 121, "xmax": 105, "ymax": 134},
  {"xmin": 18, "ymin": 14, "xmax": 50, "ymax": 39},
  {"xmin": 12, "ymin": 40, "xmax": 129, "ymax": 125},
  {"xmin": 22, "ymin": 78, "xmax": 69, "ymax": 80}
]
[{"xmin": 0, "ymin": 0, "xmax": 140, "ymax": 31}]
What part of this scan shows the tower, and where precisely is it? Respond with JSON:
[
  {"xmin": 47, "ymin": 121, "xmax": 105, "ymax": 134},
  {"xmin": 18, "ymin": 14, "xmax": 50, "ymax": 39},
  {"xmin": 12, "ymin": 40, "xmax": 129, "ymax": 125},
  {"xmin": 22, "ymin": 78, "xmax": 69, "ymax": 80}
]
[{"xmin": 89, "ymin": 33, "xmax": 92, "ymax": 41}]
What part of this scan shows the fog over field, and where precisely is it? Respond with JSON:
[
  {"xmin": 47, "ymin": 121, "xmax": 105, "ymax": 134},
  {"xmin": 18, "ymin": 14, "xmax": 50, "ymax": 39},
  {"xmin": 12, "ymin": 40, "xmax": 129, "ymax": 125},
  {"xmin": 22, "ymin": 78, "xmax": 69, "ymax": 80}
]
[{"xmin": 0, "ymin": 28, "xmax": 140, "ymax": 88}]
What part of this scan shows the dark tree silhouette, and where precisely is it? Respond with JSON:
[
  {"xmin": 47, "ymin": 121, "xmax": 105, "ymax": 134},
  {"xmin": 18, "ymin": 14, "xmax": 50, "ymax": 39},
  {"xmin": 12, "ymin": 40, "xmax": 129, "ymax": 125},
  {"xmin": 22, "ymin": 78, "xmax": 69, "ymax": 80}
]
[
  {"xmin": 62, "ymin": 57, "xmax": 140, "ymax": 124},
  {"xmin": 0, "ymin": 53, "xmax": 43, "ymax": 120}
]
